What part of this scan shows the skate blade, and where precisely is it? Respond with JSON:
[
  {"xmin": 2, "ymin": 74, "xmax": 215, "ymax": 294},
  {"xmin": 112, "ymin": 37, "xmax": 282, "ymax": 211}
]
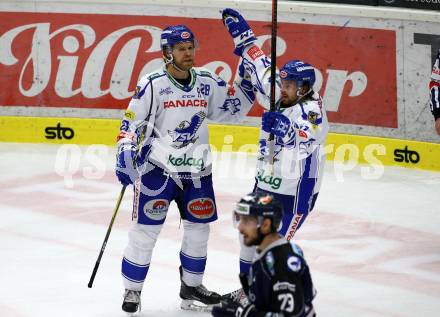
[{"xmin": 181, "ymin": 299, "xmax": 217, "ymax": 312}]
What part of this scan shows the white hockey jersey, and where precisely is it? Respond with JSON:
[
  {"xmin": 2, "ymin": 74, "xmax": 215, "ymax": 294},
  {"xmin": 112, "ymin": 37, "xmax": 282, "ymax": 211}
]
[
  {"xmin": 118, "ymin": 66, "xmax": 254, "ymax": 176},
  {"xmin": 241, "ymin": 45, "xmax": 329, "ymax": 196}
]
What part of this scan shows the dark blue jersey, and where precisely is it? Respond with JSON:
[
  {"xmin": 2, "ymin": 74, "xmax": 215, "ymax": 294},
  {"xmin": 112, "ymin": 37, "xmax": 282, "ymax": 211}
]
[{"xmin": 243, "ymin": 239, "xmax": 315, "ymax": 317}]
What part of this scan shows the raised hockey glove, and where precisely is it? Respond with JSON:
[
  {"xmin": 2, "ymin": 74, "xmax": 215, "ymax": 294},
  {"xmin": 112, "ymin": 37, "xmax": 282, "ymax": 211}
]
[
  {"xmin": 115, "ymin": 143, "xmax": 138, "ymax": 186},
  {"xmin": 222, "ymin": 8, "xmax": 257, "ymax": 56},
  {"xmin": 211, "ymin": 298, "xmax": 255, "ymax": 317},
  {"xmin": 262, "ymin": 111, "xmax": 291, "ymax": 138}
]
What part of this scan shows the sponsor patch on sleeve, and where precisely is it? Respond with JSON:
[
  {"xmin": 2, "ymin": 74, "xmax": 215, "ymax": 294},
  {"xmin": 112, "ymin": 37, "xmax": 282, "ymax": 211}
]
[
  {"xmin": 124, "ymin": 110, "xmax": 135, "ymax": 120},
  {"xmin": 307, "ymin": 111, "xmax": 319, "ymax": 125},
  {"xmin": 247, "ymin": 45, "xmax": 264, "ymax": 61}
]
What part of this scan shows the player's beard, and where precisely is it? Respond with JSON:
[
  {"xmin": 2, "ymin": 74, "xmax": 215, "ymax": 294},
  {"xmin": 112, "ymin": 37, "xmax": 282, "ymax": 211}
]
[
  {"xmin": 175, "ymin": 59, "xmax": 194, "ymax": 72},
  {"xmin": 280, "ymin": 93, "xmax": 297, "ymax": 106},
  {"xmin": 243, "ymin": 230, "xmax": 264, "ymax": 246}
]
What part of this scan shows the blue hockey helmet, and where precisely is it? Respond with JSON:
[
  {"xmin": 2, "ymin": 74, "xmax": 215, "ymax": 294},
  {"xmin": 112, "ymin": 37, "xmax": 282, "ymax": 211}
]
[
  {"xmin": 279, "ymin": 60, "xmax": 316, "ymax": 88},
  {"xmin": 234, "ymin": 192, "xmax": 284, "ymax": 232},
  {"xmin": 160, "ymin": 25, "xmax": 196, "ymax": 52}
]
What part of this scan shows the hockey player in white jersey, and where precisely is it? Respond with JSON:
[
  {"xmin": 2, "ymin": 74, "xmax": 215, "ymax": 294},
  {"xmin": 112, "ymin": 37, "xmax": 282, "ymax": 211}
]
[
  {"xmin": 429, "ymin": 48, "xmax": 440, "ymax": 135},
  {"xmin": 115, "ymin": 24, "xmax": 255, "ymax": 313},
  {"xmin": 220, "ymin": 8, "xmax": 329, "ymax": 300}
]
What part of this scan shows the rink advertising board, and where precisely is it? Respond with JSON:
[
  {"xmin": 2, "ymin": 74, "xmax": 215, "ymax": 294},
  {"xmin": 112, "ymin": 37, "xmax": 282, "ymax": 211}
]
[
  {"xmin": 1, "ymin": 116, "xmax": 439, "ymax": 171},
  {"xmin": 292, "ymin": 0, "xmax": 379, "ymax": 5},
  {"xmin": 378, "ymin": 0, "xmax": 440, "ymax": 11},
  {"xmin": 0, "ymin": 11, "xmax": 397, "ymax": 128}
]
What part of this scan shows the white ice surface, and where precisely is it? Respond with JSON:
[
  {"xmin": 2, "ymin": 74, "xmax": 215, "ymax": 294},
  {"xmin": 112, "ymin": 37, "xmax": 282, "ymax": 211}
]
[{"xmin": 0, "ymin": 143, "xmax": 439, "ymax": 317}]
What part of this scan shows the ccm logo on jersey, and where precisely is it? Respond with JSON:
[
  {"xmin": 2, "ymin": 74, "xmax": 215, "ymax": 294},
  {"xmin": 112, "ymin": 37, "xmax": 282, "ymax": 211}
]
[
  {"xmin": 187, "ymin": 198, "xmax": 215, "ymax": 219},
  {"xmin": 45, "ymin": 123, "xmax": 74, "ymax": 140},
  {"xmin": 394, "ymin": 146, "xmax": 420, "ymax": 164},
  {"xmin": 164, "ymin": 99, "xmax": 208, "ymax": 109}
]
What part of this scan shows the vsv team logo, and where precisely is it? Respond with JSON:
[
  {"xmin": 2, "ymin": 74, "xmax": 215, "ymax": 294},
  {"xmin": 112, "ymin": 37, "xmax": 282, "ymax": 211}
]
[{"xmin": 168, "ymin": 111, "xmax": 206, "ymax": 148}]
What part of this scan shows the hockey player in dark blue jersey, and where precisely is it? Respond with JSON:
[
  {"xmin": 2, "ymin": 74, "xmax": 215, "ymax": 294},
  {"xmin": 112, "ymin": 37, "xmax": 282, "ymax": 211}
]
[
  {"xmin": 212, "ymin": 192, "xmax": 316, "ymax": 317},
  {"xmin": 429, "ymin": 48, "xmax": 440, "ymax": 135}
]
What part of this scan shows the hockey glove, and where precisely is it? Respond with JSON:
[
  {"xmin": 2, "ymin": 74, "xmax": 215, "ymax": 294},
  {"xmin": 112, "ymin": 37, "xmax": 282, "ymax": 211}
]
[
  {"xmin": 115, "ymin": 143, "xmax": 138, "ymax": 186},
  {"xmin": 262, "ymin": 111, "xmax": 291, "ymax": 138},
  {"xmin": 211, "ymin": 298, "xmax": 255, "ymax": 317},
  {"xmin": 222, "ymin": 8, "xmax": 257, "ymax": 56}
]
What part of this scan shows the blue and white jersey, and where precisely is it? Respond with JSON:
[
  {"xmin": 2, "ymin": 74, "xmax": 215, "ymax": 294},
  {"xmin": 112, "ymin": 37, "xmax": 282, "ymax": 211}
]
[
  {"xmin": 241, "ymin": 45, "xmax": 329, "ymax": 196},
  {"xmin": 118, "ymin": 66, "xmax": 254, "ymax": 176}
]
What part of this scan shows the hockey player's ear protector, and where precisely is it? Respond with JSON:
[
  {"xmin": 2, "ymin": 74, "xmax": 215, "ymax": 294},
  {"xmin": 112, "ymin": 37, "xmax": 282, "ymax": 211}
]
[{"xmin": 162, "ymin": 47, "xmax": 174, "ymax": 64}]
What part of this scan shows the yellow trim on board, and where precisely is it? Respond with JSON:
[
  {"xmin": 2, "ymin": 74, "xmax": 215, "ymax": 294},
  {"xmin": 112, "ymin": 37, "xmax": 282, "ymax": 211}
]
[
  {"xmin": 0, "ymin": 116, "xmax": 120, "ymax": 145},
  {"xmin": 1, "ymin": 116, "xmax": 439, "ymax": 171}
]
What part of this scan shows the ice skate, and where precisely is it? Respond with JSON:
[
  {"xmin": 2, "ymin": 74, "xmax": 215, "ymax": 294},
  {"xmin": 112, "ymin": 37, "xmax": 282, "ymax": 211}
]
[
  {"xmin": 179, "ymin": 266, "xmax": 221, "ymax": 312},
  {"xmin": 221, "ymin": 288, "xmax": 249, "ymax": 306},
  {"xmin": 122, "ymin": 289, "xmax": 141, "ymax": 313}
]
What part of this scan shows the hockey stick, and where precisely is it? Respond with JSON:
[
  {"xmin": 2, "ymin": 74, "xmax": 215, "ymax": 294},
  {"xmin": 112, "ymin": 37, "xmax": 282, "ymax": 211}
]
[
  {"xmin": 267, "ymin": 0, "xmax": 278, "ymax": 174},
  {"xmin": 88, "ymin": 185, "xmax": 127, "ymax": 288}
]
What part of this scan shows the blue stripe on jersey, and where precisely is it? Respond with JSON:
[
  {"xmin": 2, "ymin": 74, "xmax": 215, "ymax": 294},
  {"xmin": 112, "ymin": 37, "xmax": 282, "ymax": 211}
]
[
  {"xmin": 294, "ymin": 155, "xmax": 315, "ymax": 213},
  {"xmin": 121, "ymin": 257, "xmax": 150, "ymax": 283},
  {"xmin": 239, "ymin": 258, "xmax": 252, "ymax": 274},
  {"xmin": 180, "ymin": 251, "xmax": 207, "ymax": 275},
  {"xmin": 198, "ymin": 73, "xmax": 227, "ymax": 87},
  {"xmin": 137, "ymin": 73, "xmax": 166, "ymax": 99},
  {"xmin": 299, "ymin": 103, "xmax": 307, "ymax": 119}
]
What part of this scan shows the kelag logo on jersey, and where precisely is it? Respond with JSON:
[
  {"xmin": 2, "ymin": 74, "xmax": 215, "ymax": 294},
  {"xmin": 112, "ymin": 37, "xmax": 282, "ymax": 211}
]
[
  {"xmin": 168, "ymin": 111, "xmax": 206, "ymax": 148},
  {"xmin": 167, "ymin": 154, "xmax": 205, "ymax": 171},
  {"xmin": 256, "ymin": 169, "xmax": 282, "ymax": 190}
]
